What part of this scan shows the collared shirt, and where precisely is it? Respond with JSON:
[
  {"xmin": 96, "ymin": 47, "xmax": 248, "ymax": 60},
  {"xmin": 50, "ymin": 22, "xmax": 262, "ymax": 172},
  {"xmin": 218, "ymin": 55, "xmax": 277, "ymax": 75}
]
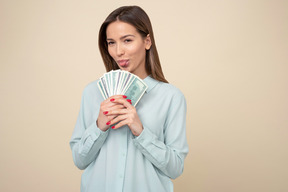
[{"xmin": 70, "ymin": 76, "xmax": 189, "ymax": 192}]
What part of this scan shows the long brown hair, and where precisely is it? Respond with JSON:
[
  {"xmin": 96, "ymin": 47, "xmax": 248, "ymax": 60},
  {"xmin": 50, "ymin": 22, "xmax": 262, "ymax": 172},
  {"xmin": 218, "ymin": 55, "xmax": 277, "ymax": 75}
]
[{"xmin": 98, "ymin": 6, "xmax": 168, "ymax": 83}]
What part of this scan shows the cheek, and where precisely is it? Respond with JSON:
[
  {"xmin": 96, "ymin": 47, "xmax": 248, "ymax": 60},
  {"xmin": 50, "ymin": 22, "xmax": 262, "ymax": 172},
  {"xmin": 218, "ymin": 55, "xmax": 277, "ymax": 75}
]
[
  {"xmin": 107, "ymin": 47, "xmax": 115, "ymax": 58},
  {"xmin": 127, "ymin": 44, "xmax": 146, "ymax": 57}
]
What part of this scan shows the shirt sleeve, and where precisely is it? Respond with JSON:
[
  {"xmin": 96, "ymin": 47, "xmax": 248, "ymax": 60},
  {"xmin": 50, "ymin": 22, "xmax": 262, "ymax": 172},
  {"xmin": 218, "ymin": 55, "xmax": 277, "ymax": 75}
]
[
  {"xmin": 69, "ymin": 85, "xmax": 109, "ymax": 170},
  {"xmin": 133, "ymin": 91, "xmax": 189, "ymax": 179}
]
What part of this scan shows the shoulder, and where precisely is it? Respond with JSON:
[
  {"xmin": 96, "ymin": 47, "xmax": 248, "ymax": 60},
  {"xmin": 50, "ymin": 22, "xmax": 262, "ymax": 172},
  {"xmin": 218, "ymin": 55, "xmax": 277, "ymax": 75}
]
[
  {"xmin": 155, "ymin": 82, "xmax": 187, "ymax": 116},
  {"xmin": 157, "ymin": 81, "xmax": 185, "ymax": 100},
  {"xmin": 82, "ymin": 79, "xmax": 101, "ymax": 97},
  {"xmin": 150, "ymin": 80, "xmax": 186, "ymax": 108}
]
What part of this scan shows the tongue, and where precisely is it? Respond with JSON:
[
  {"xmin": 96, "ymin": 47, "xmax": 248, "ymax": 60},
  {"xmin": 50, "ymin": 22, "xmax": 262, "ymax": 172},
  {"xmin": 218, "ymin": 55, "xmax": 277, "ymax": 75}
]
[{"xmin": 119, "ymin": 60, "xmax": 128, "ymax": 67}]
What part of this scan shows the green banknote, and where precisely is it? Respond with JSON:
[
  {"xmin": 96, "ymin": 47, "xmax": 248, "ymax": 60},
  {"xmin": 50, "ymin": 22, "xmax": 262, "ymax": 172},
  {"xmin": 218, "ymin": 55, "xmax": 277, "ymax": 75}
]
[
  {"xmin": 97, "ymin": 70, "xmax": 148, "ymax": 106},
  {"xmin": 123, "ymin": 77, "xmax": 147, "ymax": 106}
]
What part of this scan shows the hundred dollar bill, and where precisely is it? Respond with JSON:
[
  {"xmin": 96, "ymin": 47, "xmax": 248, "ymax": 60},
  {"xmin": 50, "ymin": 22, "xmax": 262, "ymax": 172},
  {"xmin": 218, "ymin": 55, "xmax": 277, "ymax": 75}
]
[
  {"xmin": 97, "ymin": 80, "xmax": 107, "ymax": 99},
  {"xmin": 114, "ymin": 69, "xmax": 122, "ymax": 94},
  {"xmin": 111, "ymin": 70, "xmax": 118, "ymax": 95},
  {"xmin": 121, "ymin": 72, "xmax": 132, "ymax": 94},
  {"xmin": 104, "ymin": 72, "xmax": 112, "ymax": 96},
  {"xmin": 123, "ymin": 76, "xmax": 148, "ymax": 106},
  {"xmin": 97, "ymin": 70, "xmax": 148, "ymax": 106},
  {"xmin": 100, "ymin": 76, "xmax": 109, "ymax": 98}
]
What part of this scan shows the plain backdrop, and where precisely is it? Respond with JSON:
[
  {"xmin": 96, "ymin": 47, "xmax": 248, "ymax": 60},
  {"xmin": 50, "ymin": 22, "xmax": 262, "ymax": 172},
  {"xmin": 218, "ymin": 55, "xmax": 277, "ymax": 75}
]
[{"xmin": 1, "ymin": 0, "xmax": 287, "ymax": 191}]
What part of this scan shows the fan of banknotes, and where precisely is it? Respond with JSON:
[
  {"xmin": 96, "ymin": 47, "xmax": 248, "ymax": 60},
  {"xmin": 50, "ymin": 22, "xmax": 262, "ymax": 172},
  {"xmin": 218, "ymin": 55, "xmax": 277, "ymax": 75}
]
[{"xmin": 97, "ymin": 70, "xmax": 148, "ymax": 106}]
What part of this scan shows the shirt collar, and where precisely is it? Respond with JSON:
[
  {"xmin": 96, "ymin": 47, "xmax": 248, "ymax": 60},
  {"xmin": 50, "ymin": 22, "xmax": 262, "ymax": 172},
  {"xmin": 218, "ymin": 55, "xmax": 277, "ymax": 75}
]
[{"xmin": 143, "ymin": 75, "xmax": 159, "ymax": 93}]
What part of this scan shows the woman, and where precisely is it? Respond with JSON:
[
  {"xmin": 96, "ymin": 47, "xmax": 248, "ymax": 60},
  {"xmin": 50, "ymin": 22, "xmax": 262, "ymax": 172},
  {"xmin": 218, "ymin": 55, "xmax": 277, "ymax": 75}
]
[{"xmin": 70, "ymin": 5, "xmax": 188, "ymax": 192}]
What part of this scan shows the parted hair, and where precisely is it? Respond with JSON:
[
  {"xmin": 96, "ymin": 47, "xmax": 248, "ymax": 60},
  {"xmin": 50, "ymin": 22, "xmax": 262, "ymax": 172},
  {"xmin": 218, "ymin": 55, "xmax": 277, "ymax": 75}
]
[{"xmin": 98, "ymin": 5, "xmax": 168, "ymax": 83}]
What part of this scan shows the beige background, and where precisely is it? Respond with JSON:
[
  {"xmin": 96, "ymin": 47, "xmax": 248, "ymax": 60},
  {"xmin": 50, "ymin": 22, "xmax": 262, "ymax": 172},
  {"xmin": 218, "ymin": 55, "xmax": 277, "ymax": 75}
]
[{"xmin": 1, "ymin": 0, "xmax": 287, "ymax": 191}]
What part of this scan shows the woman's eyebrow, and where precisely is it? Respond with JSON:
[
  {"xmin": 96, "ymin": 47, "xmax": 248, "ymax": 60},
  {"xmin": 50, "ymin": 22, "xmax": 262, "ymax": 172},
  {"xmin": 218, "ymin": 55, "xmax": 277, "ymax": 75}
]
[
  {"xmin": 107, "ymin": 34, "xmax": 135, "ymax": 41},
  {"xmin": 120, "ymin": 34, "xmax": 135, "ymax": 39}
]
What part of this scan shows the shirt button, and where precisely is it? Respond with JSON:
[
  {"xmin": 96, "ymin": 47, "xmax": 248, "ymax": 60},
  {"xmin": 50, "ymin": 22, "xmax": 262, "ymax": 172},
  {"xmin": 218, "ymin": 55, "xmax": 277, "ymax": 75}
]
[
  {"xmin": 122, "ymin": 153, "xmax": 125, "ymax": 157},
  {"xmin": 120, "ymin": 175, "xmax": 123, "ymax": 178}
]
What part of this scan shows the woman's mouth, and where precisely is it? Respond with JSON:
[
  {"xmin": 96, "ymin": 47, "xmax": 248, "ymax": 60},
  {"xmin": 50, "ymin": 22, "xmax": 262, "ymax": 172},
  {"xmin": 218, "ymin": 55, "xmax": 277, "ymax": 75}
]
[{"xmin": 118, "ymin": 59, "xmax": 129, "ymax": 68}]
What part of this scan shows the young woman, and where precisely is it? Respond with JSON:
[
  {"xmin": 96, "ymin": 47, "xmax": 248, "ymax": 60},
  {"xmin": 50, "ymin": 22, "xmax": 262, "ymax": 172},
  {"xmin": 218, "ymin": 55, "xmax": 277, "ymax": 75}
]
[{"xmin": 70, "ymin": 6, "xmax": 189, "ymax": 192}]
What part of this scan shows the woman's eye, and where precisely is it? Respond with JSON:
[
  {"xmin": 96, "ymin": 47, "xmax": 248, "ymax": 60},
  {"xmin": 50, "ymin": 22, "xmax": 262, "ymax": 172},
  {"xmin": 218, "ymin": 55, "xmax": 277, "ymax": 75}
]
[
  {"xmin": 124, "ymin": 39, "xmax": 132, "ymax": 43},
  {"xmin": 107, "ymin": 41, "xmax": 115, "ymax": 46}
]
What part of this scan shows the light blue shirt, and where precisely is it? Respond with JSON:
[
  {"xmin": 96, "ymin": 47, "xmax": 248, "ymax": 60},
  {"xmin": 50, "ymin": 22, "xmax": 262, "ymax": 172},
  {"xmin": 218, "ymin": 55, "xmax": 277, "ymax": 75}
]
[{"xmin": 70, "ymin": 76, "xmax": 189, "ymax": 192}]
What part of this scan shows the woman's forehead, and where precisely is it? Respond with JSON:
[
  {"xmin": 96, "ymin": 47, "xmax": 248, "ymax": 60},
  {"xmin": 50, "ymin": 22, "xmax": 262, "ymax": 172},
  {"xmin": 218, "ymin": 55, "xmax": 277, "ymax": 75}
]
[{"xmin": 106, "ymin": 21, "xmax": 138, "ymax": 39}]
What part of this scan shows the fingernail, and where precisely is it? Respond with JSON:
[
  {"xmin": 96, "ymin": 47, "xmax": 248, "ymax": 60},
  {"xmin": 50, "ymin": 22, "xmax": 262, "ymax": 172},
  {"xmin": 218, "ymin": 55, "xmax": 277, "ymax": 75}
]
[
  {"xmin": 123, "ymin": 95, "xmax": 127, "ymax": 98},
  {"xmin": 110, "ymin": 98, "xmax": 115, "ymax": 102},
  {"xmin": 111, "ymin": 126, "xmax": 115, "ymax": 129},
  {"xmin": 103, "ymin": 111, "xmax": 108, "ymax": 115},
  {"xmin": 127, "ymin": 99, "xmax": 131, "ymax": 102},
  {"xmin": 106, "ymin": 121, "xmax": 111, "ymax": 125}
]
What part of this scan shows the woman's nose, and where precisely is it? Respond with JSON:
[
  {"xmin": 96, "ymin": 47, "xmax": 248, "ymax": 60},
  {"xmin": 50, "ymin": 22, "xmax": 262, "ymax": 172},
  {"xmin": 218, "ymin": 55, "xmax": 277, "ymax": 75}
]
[{"xmin": 116, "ymin": 44, "xmax": 124, "ymax": 56}]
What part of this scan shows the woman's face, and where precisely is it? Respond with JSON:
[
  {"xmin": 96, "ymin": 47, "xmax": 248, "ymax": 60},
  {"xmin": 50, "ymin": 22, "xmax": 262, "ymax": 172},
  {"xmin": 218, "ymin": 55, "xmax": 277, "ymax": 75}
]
[{"xmin": 106, "ymin": 21, "xmax": 151, "ymax": 79}]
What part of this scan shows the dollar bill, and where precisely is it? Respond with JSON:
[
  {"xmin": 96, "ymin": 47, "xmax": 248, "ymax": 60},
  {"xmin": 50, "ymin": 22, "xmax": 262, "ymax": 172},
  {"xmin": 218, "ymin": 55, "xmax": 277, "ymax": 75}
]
[
  {"xmin": 123, "ymin": 76, "xmax": 148, "ymax": 106},
  {"xmin": 97, "ymin": 70, "xmax": 148, "ymax": 106}
]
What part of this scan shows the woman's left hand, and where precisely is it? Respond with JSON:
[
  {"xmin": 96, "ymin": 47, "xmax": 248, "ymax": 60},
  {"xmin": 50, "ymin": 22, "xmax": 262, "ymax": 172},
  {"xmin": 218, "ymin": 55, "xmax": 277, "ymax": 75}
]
[{"xmin": 104, "ymin": 95, "xmax": 143, "ymax": 136}]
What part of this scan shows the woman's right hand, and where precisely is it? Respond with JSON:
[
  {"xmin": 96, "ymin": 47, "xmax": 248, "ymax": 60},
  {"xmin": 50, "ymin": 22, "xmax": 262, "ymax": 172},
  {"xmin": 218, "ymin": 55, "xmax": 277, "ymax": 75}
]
[{"xmin": 97, "ymin": 95, "xmax": 127, "ymax": 131}]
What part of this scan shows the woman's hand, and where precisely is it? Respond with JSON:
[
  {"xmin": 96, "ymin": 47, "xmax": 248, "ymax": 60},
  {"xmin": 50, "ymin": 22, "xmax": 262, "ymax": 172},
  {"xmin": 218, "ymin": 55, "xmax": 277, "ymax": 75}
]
[
  {"xmin": 104, "ymin": 95, "xmax": 143, "ymax": 136},
  {"xmin": 97, "ymin": 95, "xmax": 126, "ymax": 131}
]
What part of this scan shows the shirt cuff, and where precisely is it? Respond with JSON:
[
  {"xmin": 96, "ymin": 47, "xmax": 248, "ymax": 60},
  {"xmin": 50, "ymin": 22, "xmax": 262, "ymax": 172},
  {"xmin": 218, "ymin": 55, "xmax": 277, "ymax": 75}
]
[
  {"xmin": 133, "ymin": 127, "xmax": 160, "ymax": 153},
  {"xmin": 81, "ymin": 122, "xmax": 110, "ymax": 153},
  {"xmin": 135, "ymin": 127, "xmax": 154, "ymax": 142},
  {"xmin": 90, "ymin": 122, "xmax": 110, "ymax": 141}
]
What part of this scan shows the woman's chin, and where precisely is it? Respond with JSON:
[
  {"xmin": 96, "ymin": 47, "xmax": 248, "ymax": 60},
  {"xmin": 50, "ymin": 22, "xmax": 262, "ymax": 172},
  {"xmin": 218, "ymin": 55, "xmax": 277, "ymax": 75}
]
[{"xmin": 119, "ymin": 67, "xmax": 130, "ymax": 72}]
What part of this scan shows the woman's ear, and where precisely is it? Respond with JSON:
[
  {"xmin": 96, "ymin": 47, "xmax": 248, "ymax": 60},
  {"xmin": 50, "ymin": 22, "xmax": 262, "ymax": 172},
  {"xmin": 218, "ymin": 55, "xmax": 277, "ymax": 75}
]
[{"xmin": 145, "ymin": 34, "xmax": 152, "ymax": 50}]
